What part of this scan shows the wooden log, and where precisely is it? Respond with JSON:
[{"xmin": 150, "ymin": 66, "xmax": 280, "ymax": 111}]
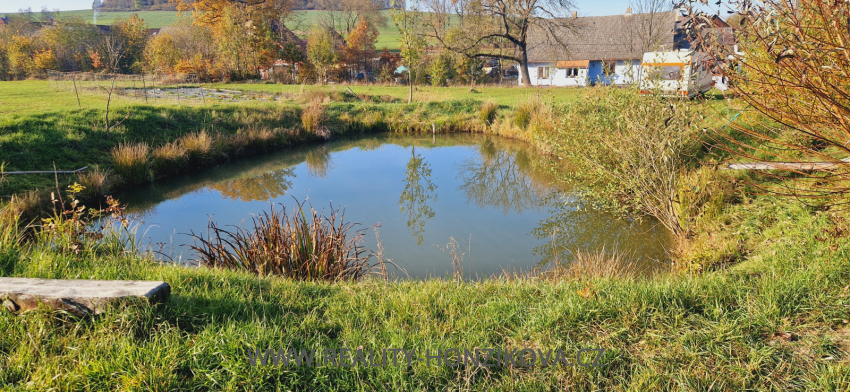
[{"xmin": 0, "ymin": 278, "xmax": 170, "ymax": 317}]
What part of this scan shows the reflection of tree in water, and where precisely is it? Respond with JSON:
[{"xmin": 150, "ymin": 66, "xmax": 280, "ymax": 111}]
[
  {"xmin": 304, "ymin": 146, "xmax": 334, "ymax": 178},
  {"xmin": 457, "ymin": 139, "xmax": 552, "ymax": 214},
  {"xmin": 399, "ymin": 146, "xmax": 437, "ymax": 245},
  {"xmin": 531, "ymin": 195, "xmax": 672, "ymax": 267},
  {"xmin": 208, "ymin": 168, "xmax": 296, "ymax": 202}
]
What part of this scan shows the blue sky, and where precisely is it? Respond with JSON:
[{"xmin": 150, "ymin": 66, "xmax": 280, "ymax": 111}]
[{"xmin": 1, "ymin": 0, "xmax": 726, "ymax": 17}]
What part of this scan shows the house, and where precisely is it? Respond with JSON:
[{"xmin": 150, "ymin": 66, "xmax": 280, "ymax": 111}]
[
  {"xmin": 519, "ymin": 9, "xmax": 687, "ymax": 87},
  {"xmin": 0, "ymin": 17, "xmax": 7, "ymax": 29}
]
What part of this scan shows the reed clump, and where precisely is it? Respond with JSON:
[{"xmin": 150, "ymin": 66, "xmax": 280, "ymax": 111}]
[
  {"xmin": 180, "ymin": 130, "xmax": 213, "ymax": 163},
  {"xmin": 301, "ymin": 100, "xmax": 330, "ymax": 140},
  {"xmin": 188, "ymin": 200, "xmax": 378, "ymax": 281},
  {"xmin": 76, "ymin": 166, "xmax": 114, "ymax": 197},
  {"xmin": 111, "ymin": 142, "xmax": 150, "ymax": 184},
  {"xmin": 479, "ymin": 100, "xmax": 499, "ymax": 125},
  {"xmin": 545, "ymin": 248, "xmax": 642, "ymax": 281},
  {"xmin": 151, "ymin": 141, "xmax": 188, "ymax": 175}
]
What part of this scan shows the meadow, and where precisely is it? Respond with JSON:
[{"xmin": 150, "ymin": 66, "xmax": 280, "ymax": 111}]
[{"xmin": 1, "ymin": 78, "xmax": 849, "ymax": 390}]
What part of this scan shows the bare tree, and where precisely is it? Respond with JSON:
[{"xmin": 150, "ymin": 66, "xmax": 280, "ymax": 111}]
[
  {"xmin": 628, "ymin": 0, "xmax": 675, "ymax": 53},
  {"xmin": 422, "ymin": 0, "xmax": 577, "ymax": 86},
  {"xmin": 316, "ymin": 0, "xmax": 387, "ymax": 35}
]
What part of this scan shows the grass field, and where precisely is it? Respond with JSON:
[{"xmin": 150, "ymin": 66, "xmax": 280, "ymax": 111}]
[{"xmin": 3, "ymin": 78, "xmax": 849, "ymax": 389}]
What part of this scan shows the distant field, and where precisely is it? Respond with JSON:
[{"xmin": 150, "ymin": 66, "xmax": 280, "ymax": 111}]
[{"xmin": 0, "ymin": 9, "xmax": 402, "ymax": 49}]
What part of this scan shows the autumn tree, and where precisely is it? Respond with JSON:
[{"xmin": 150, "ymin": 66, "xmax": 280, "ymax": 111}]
[
  {"xmin": 307, "ymin": 26, "xmax": 340, "ymax": 84},
  {"xmin": 343, "ymin": 18, "xmax": 378, "ymax": 81},
  {"xmin": 422, "ymin": 0, "xmax": 577, "ymax": 86}
]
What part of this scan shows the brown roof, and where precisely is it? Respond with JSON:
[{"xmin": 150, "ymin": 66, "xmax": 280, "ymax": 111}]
[{"xmin": 526, "ymin": 11, "xmax": 682, "ymax": 63}]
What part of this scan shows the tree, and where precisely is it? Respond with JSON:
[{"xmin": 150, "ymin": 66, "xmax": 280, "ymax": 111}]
[
  {"xmin": 306, "ymin": 26, "xmax": 340, "ymax": 84},
  {"xmin": 343, "ymin": 18, "xmax": 379, "ymax": 81},
  {"xmin": 422, "ymin": 0, "xmax": 576, "ymax": 86},
  {"xmin": 675, "ymin": 0, "xmax": 850, "ymax": 206},
  {"xmin": 391, "ymin": 0, "xmax": 426, "ymax": 103}
]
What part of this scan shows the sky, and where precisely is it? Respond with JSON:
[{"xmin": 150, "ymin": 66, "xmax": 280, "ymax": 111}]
[{"xmin": 0, "ymin": 0, "xmax": 727, "ymax": 17}]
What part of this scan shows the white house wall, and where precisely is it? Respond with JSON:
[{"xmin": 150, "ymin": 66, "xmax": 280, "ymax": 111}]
[{"xmin": 521, "ymin": 60, "xmax": 642, "ymax": 87}]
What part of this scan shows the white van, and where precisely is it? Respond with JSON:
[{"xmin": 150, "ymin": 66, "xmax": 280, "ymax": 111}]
[{"xmin": 639, "ymin": 50, "xmax": 714, "ymax": 98}]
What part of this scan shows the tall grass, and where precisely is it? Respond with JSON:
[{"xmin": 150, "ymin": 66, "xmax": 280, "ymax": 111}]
[
  {"xmin": 111, "ymin": 142, "xmax": 149, "ymax": 184},
  {"xmin": 76, "ymin": 166, "xmax": 114, "ymax": 198},
  {"xmin": 479, "ymin": 100, "xmax": 499, "ymax": 125},
  {"xmin": 151, "ymin": 141, "xmax": 188, "ymax": 175},
  {"xmin": 546, "ymin": 248, "xmax": 642, "ymax": 281},
  {"xmin": 180, "ymin": 130, "xmax": 214, "ymax": 163},
  {"xmin": 188, "ymin": 200, "xmax": 378, "ymax": 281},
  {"xmin": 301, "ymin": 100, "xmax": 330, "ymax": 140}
]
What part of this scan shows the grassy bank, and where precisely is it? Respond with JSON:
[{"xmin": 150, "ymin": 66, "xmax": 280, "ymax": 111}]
[
  {"xmin": 1, "ymin": 81, "xmax": 567, "ymax": 198},
  {"xmin": 1, "ymin": 193, "xmax": 849, "ymax": 390}
]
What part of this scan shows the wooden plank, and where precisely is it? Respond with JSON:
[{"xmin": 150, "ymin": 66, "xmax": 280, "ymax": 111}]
[
  {"xmin": 723, "ymin": 158, "xmax": 850, "ymax": 171},
  {"xmin": 1, "ymin": 278, "xmax": 170, "ymax": 317}
]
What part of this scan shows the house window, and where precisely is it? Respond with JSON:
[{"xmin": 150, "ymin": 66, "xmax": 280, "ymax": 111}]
[
  {"xmin": 603, "ymin": 60, "xmax": 616, "ymax": 75},
  {"xmin": 537, "ymin": 66, "xmax": 551, "ymax": 79},
  {"xmin": 566, "ymin": 68, "xmax": 580, "ymax": 77}
]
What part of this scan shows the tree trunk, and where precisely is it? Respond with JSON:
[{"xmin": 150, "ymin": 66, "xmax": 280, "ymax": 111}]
[
  {"xmin": 408, "ymin": 70, "xmax": 413, "ymax": 104},
  {"xmin": 519, "ymin": 45, "xmax": 532, "ymax": 87}
]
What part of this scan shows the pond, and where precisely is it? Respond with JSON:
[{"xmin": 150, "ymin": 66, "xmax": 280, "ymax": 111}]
[{"xmin": 117, "ymin": 133, "xmax": 671, "ymax": 279}]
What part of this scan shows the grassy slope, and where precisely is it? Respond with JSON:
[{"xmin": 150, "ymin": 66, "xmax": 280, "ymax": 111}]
[
  {"xmin": 0, "ymin": 80, "xmax": 580, "ymax": 196},
  {"xmin": 1, "ymin": 195, "xmax": 849, "ymax": 390}
]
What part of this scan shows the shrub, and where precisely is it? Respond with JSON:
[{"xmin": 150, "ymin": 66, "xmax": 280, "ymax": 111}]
[
  {"xmin": 111, "ymin": 142, "xmax": 150, "ymax": 184},
  {"xmin": 180, "ymin": 130, "xmax": 213, "ymax": 163},
  {"xmin": 540, "ymin": 88, "xmax": 705, "ymax": 239},
  {"xmin": 188, "ymin": 200, "xmax": 378, "ymax": 281},
  {"xmin": 151, "ymin": 141, "xmax": 188, "ymax": 175},
  {"xmin": 479, "ymin": 100, "xmax": 499, "ymax": 125}
]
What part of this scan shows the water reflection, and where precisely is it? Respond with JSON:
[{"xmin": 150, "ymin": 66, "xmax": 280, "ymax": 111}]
[
  {"xmin": 209, "ymin": 168, "xmax": 295, "ymax": 202},
  {"xmin": 399, "ymin": 146, "xmax": 437, "ymax": 245},
  {"xmin": 531, "ymin": 196, "xmax": 671, "ymax": 269},
  {"xmin": 457, "ymin": 138, "xmax": 552, "ymax": 214},
  {"xmin": 304, "ymin": 146, "xmax": 334, "ymax": 178},
  {"xmin": 114, "ymin": 133, "xmax": 671, "ymax": 279}
]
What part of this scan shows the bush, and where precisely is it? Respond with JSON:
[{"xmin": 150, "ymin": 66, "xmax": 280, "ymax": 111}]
[
  {"xmin": 111, "ymin": 142, "xmax": 149, "ymax": 184},
  {"xmin": 540, "ymin": 88, "xmax": 706, "ymax": 239}
]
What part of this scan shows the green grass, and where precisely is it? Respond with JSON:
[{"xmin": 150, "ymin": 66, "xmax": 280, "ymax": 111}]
[
  {"xmin": 0, "ymin": 10, "xmax": 183, "ymax": 28},
  {"xmin": 1, "ymin": 194, "xmax": 849, "ymax": 390}
]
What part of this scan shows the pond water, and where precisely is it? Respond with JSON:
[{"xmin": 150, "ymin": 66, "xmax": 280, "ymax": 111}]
[{"xmin": 117, "ymin": 133, "xmax": 671, "ymax": 279}]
